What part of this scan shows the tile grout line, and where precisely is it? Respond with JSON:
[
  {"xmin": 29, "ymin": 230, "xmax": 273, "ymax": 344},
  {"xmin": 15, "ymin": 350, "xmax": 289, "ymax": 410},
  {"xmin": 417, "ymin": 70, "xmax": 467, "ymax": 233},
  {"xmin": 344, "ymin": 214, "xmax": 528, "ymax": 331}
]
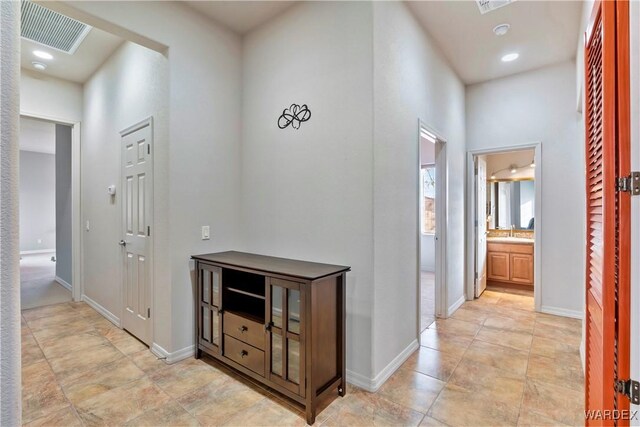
[
  {"xmin": 515, "ymin": 313, "xmax": 536, "ymax": 425},
  {"xmin": 21, "ymin": 302, "xmax": 87, "ymax": 427},
  {"xmin": 420, "ymin": 314, "xmax": 481, "ymax": 426}
]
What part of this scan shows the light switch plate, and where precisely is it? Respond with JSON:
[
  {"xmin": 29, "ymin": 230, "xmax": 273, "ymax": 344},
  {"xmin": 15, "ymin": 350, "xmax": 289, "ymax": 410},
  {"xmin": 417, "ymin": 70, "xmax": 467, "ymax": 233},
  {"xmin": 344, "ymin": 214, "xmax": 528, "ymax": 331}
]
[{"xmin": 202, "ymin": 226, "xmax": 210, "ymax": 240}]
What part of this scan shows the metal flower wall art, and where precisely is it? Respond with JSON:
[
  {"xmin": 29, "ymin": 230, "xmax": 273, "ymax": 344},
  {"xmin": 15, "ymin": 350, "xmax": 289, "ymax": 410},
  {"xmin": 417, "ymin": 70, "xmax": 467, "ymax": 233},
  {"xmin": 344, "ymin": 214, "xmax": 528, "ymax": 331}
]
[{"xmin": 278, "ymin": 103, "xmax": 311, "ymax": 130}]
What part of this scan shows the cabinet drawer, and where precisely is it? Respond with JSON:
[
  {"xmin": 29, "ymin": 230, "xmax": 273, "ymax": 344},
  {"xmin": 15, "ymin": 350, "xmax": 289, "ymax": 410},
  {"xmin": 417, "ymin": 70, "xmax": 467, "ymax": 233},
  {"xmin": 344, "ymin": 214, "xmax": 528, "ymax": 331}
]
[
  {"xmin": 223, "ymin": 311, "xmax": 265, "ymax": 350},
  {"xmin": 224, "ymin": 335, "xmax": 265, "ymax": 376},
  {"xmin": 487, "ymin": 242, "xmax": 533, "ymax": 254}
]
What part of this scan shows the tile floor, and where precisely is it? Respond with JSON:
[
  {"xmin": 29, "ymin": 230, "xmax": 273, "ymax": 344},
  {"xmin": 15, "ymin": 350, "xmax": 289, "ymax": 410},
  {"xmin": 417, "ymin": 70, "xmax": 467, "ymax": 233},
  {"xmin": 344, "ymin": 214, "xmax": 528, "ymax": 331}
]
[{"xmin": 21, "ymin": 288, "xmax": 584, "ymax": 426}]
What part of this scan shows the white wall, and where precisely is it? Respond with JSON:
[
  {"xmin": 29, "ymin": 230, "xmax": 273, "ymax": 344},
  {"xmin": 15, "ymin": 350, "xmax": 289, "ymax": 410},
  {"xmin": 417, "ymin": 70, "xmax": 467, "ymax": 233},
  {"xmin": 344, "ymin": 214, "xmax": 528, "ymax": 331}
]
[
  {"xmin": 20, "ymin": 69, "xmax": 82, "ymax": 122},
  {"xmin": 55, "ymin": 124, "xmax": 73, "ymax": 285},
  {"xmin": 56, "ymin": 1, "xmax": 244, "ymax": 355},
  {"xmin": 241, "ymin": 1, "xmax": 375, "ymax": 381},
  {"xmin": 19, "ymin": 151, "xmax": 56, "ymax": 252},
  {"xmin": 466, "ymin": 61, "xmax": 584, "ymax": 317},
  {"xmin": 82, "ymin": 41, "xmax": 171, "ymax": 347},
  {"xmin": 372, "ymin": 1, "xmax": 466, "ymax": 377},
  {"xmin": 420, "ymin": 234, "xmax": 435, "ymax": 271}
]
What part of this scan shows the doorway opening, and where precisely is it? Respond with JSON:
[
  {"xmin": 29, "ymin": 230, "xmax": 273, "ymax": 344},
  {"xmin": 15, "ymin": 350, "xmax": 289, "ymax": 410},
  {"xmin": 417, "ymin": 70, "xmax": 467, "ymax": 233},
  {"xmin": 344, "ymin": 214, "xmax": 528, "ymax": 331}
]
[
  {"xmin": 418, "ymin": 123, "xmax": 447, "ymax": 335},
  {"xmin": 467, "ymin": 146, "xmax": 541, "ymax": 309},
  {"xmin": 19, "ymin": 115, "xmax": 77, "ymax": 309},
  {"xmin": 18, "ymin": 0, "xmax": 167, "ymax": 348}
]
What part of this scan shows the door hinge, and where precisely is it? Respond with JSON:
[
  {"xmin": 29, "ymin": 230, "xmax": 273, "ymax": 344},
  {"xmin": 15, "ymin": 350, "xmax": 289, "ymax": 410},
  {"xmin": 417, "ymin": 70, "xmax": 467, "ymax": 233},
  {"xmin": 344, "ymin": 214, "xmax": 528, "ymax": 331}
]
[
  {"xmin": 616, "ymin": 172, "xmax": 640, "ymax": 195},
  {"xmin": 147, "ymin": 308, "xmax": 151, "ymax": 318},
  {"xmin": 147, "ymin": 226, "xmax": 151, "ymax": 236},
  {"xmin": 615, "ymin": 378, "xmax": 640, "ymax": 405},
  {"xmin": 147, "ymin": 144, "xmax": 150, "ymax": 155}
]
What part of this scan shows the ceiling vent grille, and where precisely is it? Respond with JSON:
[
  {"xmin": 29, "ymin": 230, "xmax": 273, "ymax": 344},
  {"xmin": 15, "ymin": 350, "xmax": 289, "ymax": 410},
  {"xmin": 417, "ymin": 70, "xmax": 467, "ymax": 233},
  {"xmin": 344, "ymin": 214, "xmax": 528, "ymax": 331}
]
[
  {"xmin": 21, "ymin": 1, "xmax": 91, "ymax": 54},
  {"xmin": 476, "ymin": 0, "xmax": 514, "ymax": 15}
]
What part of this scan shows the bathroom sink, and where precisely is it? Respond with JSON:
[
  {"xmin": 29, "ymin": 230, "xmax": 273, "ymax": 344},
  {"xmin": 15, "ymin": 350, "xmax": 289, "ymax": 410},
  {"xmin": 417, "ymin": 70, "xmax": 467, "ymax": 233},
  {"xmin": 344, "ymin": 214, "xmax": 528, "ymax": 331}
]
[{"xmin": 487, "ymin": 236, "xmax": 534, "ymax": 244}]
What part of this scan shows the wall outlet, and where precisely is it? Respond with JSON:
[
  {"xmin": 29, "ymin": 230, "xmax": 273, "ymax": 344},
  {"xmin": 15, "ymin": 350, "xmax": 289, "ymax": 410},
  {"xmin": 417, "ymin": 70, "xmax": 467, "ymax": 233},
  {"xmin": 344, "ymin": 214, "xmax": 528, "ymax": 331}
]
[{"xmin": 202, "ymin": 226, "xmax": 210, "ymax": 240}]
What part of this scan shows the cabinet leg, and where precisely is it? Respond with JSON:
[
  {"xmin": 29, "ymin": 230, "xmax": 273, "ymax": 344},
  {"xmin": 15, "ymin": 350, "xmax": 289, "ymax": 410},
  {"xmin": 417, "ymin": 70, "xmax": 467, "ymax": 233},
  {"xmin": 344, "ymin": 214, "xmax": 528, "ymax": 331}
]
[
  {"xmin": 338, "ymin": 379, "xmax": 346, "ymax": 397},
  {"xmin": 305, "ymin": 410, "xmax": 316, "ymax": 426}
]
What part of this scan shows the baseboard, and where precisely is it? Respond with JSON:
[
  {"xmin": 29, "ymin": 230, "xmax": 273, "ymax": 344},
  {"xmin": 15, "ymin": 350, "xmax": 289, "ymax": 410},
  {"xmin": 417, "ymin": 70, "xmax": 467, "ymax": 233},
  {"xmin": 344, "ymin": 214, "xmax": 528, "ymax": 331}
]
[
  {"xmin": 54, "ymin": 276, "xmax": 71, "ymax": 291},
  {"xmin": 446, "ymin": 294, "xmax": 466, "ymax": 317},
  {"xmin": 82, "ymin": 294, "xmax": 121, "ymax": 327},
  {"xmin": 20, "ymin": 249, "xmax": 55, "ymax": 255},
  {"xmin": 151, "ymin": 343, "xmax": 194, "ymax": 364},
  {"xmin": 540, "ymin": 305, "xmax": 583, "ymax": 319},
  {"xmin": 346, "ymin": 369, "xmax": 374, "ymax": 391},
  {"xmin": 346, "ymin": 339, "xmax": 419, "ymax": 392}
]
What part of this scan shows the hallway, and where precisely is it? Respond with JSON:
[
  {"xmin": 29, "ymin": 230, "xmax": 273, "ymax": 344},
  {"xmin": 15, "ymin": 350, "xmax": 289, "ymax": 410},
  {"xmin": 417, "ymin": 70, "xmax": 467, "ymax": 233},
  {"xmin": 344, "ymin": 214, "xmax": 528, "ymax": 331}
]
[
  {"xmin": 21, "ymin": 288, "xmax": 583, "ymax": 426},
  {"xmin": 20, "ymin": 253, "xmax": 71, "ymax": 310}
]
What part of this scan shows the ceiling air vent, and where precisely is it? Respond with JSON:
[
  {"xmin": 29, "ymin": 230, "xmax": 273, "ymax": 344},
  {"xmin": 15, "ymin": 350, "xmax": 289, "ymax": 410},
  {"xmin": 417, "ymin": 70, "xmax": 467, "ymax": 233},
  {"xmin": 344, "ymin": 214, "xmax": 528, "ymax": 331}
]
[
  {"xmin": 21, "ymin": 1, "xmax": 91, "ymax": 54},
  {"xmin": 476, "ymin": 0, "xmax": 514, "ymax": 15}
]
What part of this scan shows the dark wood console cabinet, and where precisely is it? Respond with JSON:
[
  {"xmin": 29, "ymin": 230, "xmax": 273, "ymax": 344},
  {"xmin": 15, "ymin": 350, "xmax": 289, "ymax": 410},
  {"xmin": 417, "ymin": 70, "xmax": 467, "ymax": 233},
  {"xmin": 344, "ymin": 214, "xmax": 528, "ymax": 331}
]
[{"xmin": 192, "ymin": 251, "xmax": 350, "ymax": 425}]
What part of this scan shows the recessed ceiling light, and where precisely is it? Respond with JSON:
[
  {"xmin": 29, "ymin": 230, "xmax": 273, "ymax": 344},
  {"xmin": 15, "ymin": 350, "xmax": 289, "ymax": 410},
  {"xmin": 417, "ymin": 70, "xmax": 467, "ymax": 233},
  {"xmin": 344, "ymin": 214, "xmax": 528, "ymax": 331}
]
[
  {"xmin": 32, "ymin": 61, "xmax": 47, "ymax": 70},
  {"xmin": 33, "ymin": 50, "xmax": 53, "ymax": 60},
  {"xmin": 493, "ymin": 23, "xmax": 510, "ymax": 36},
  {"xmin": 501, "ymin": 53, "xmax": 519, "ymax": 62}
]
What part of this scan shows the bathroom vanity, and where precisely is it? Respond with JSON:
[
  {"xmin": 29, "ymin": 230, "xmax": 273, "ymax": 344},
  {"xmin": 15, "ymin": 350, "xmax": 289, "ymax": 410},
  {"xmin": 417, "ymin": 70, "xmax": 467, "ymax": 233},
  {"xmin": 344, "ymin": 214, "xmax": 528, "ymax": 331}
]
[{"xmin": 486, "ymin": 237, "xmax": 534, "ymax": 286}]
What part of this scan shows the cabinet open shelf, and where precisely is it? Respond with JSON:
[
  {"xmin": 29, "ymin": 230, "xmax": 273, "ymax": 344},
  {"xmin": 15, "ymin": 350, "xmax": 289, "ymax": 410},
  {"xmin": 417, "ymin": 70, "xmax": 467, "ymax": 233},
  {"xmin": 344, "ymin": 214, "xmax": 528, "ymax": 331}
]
[
  {"xmin": 226, "ymin": 286, "xmax": 265, "ymax": 300},
  {"xmin": 225, "ymin": 309, "xmax": 263, "ymax": 325}
]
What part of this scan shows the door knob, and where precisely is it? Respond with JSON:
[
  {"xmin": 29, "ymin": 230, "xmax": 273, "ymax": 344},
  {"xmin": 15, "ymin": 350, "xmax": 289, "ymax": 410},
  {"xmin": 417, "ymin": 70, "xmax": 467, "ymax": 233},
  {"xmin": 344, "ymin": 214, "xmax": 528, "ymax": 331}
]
[{"xmin": 119, "ymin": 240, "xmax": 127, "ymax": 246}]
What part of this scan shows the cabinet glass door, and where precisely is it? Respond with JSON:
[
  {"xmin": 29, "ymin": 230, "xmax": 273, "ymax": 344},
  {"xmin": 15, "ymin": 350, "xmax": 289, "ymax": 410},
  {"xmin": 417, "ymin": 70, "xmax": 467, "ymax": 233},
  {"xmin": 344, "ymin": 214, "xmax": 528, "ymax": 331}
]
[
  {"xmin": 199, "ymin": 263, "xmax": 222, "ymax": 354},
  {"xmin": 267, "ymin": 278, "xmax": 304, "ymax": 396}
]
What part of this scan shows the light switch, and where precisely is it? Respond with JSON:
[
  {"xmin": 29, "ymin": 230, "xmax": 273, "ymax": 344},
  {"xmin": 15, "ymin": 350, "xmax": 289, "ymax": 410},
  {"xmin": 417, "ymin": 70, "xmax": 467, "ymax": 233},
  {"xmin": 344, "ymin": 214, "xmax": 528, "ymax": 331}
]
[
  {"xmin": 86, "ymin": 221, "xmax": 90, "ymax": 231},
  {"xmin": 202, "ymin": 226, "xmax": 210, "ymax": 240}
]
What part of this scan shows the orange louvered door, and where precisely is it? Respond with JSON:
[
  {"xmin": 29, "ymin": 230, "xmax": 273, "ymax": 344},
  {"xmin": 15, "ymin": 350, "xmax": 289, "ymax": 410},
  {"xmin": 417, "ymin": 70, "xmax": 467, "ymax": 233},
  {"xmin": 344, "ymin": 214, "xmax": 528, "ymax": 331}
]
[{"xmin": 584, "ymin": 0, "xmax": 630, "ymax": 425}]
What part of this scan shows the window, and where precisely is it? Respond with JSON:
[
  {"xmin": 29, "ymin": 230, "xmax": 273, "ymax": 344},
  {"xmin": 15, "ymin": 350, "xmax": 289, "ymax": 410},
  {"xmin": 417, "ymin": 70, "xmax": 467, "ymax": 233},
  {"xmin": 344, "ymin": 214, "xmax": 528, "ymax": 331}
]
[{"xmin": 421, "ymin": 165, "xmax": 436, "ymax": 234}]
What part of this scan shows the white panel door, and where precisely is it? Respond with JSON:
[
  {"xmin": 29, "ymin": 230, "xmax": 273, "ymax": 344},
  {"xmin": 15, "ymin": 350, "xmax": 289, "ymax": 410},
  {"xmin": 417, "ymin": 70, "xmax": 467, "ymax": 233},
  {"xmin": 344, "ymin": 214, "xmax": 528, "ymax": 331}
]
[
  {"xmin": 121, "ymin": 122, "xmax": 152, "ymax": 345},
  {"xmin": 475, "ymin": 157, "xmax": 488, "ymax": 297}
]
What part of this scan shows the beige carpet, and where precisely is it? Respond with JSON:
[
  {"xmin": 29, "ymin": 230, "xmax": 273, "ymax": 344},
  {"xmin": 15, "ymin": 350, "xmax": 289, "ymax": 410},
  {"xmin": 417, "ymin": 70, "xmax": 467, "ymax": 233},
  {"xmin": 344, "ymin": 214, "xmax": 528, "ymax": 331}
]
[{"xmin": 20, "ymin": 253, "xmax": 71, "ymax": 309}]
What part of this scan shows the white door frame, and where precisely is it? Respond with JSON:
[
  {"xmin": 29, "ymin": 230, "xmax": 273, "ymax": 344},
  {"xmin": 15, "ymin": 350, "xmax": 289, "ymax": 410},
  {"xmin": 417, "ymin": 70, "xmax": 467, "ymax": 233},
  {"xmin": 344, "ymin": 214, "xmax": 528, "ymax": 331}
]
[
  {"xmin": 19, "ymin": 111, "xmax": 83, "ymax": 302},
  {"xmin": 417, "ymin": 120, "xmax": 448, "ymax": 338},
  {"xmin": 465, "ymin": 142, "xmax": 542, "ymax": 312},
  {"xmin": 119, "ymin": 116, "xmax": 154, "ymax": 345}
]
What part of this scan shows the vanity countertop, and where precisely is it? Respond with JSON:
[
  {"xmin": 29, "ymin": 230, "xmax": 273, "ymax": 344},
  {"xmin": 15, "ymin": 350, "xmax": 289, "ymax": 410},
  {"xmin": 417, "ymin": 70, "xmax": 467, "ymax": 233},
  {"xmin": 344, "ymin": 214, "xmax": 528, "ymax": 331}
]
[{"xmin": 487, "ymin": 236, "xmax": 534, "ymax": 245}]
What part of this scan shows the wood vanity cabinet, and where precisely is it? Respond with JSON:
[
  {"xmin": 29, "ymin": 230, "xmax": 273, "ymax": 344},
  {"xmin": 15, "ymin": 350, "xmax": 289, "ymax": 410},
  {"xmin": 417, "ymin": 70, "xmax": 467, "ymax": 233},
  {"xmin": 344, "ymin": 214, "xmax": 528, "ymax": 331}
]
[
  {"xmin": 487, "ymin": 242, "xmax": 534, "ymax": 286},
  {"xmin": 192, "ymin": 251, "xmax": 350, "ymax": 425}
]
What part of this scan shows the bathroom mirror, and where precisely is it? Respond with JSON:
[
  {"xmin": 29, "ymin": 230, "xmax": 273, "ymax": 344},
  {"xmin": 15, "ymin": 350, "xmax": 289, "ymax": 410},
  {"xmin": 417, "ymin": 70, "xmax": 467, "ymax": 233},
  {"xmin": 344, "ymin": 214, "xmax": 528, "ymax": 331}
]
[{"xmin": 487, "ymin": 179, "xmax": 535, "ymax": 230}]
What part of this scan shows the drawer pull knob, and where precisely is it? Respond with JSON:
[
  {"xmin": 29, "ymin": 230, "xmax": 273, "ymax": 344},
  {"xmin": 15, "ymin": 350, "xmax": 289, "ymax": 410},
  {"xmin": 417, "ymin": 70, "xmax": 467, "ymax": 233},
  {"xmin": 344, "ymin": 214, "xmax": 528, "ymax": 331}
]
[
  {"xmin": 238, "ymin": 326, "xmax": 248, "ymax": 333},
  {"xmin": 240, "ymin": 350, "xmax": 248, "ymax": 358}
]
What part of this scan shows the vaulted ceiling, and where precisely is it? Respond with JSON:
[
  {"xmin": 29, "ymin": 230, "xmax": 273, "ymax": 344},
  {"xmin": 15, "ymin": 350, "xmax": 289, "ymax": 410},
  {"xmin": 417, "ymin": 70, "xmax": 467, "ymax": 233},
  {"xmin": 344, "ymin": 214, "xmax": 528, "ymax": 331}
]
[{"xmin": 405, "ymin": 1, "xmax": 582, "ymax": 84}]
